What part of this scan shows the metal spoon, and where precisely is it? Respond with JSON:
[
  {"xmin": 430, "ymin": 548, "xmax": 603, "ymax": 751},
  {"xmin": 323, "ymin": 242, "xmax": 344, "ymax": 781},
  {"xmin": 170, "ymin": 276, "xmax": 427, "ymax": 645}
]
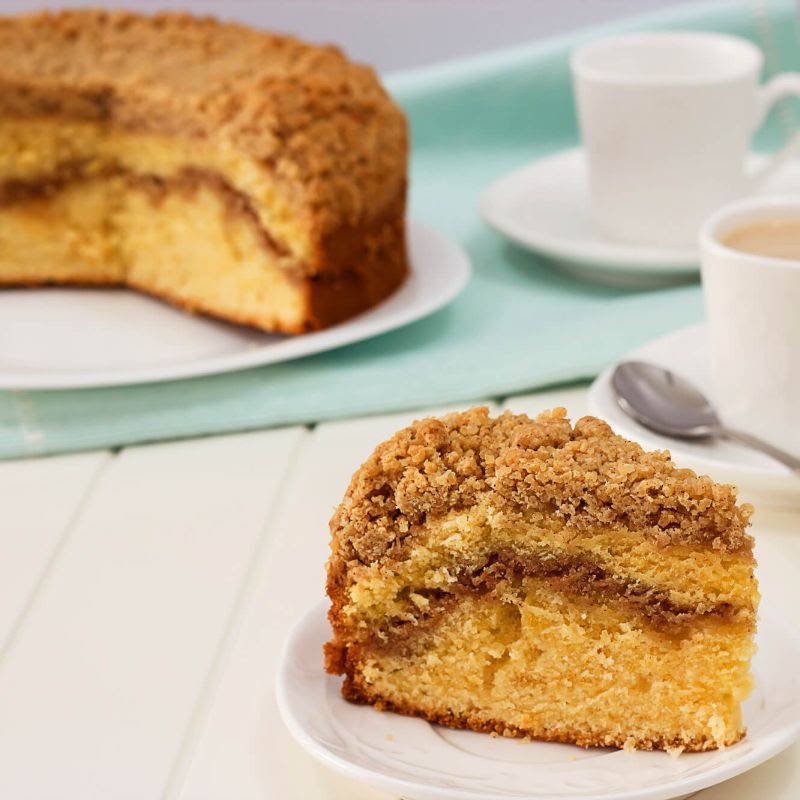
[{"xmin": 612, "ymin": 360, "xmax": 800, "ymax": 474}]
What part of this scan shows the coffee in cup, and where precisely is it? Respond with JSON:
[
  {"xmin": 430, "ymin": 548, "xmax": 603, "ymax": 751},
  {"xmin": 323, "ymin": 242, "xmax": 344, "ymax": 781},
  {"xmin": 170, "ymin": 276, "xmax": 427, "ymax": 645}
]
[{"xmin": 721, "ymin": 216, "xmax": 800, "ymax": 260}]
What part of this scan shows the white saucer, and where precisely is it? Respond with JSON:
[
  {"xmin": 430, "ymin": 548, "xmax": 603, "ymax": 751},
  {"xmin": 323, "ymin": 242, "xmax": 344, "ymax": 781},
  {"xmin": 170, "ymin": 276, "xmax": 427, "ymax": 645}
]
[
  {"xmin": 480, "ymin": 149, "xmax": 800, "ymax": 288},
  {"xmin": 0, "ymin": 220, "xmax": 469, "ymax": 390},
  {"xmin": 277, "ymin": 595, "xmax": 800, "ymax": 800},
  {"xmin": 588, "ymin": 323, "xmax": 800, "ymax": 508}
]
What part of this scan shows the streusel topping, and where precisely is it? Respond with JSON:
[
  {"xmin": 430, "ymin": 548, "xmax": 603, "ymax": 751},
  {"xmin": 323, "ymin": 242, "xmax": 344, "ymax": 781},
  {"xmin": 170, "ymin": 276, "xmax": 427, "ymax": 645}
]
[
  {"xmin": 0, "ymin": 10, "xmax": 406, "ymax": 232},
  {"xmin": 330, "ymin": 407, "xmax": 753, "ymax": 564}
]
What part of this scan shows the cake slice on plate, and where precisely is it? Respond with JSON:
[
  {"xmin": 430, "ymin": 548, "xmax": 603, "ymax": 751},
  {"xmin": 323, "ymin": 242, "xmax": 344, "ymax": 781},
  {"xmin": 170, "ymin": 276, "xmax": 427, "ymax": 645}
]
[
  {"xmin": 0, "ymin": 10, "xmax": 408, "ymax": 333},
  {"xmin": 325, "ymin": 407, "xmax": 758, "ymax": 752}
]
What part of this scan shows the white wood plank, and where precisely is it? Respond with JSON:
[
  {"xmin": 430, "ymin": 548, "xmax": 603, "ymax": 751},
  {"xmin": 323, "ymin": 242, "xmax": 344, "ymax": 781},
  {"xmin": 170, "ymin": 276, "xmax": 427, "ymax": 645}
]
[
  {"xmin": 0, "ymin": 451, "xmax": 109, "ymax": 653},
  {"xmin": 178, "ymin": 405, "xmax": 497, "ymax": 800},
  {"xmin": 0, "ymin": 427, "xmax": 304, "ymax": 800}
]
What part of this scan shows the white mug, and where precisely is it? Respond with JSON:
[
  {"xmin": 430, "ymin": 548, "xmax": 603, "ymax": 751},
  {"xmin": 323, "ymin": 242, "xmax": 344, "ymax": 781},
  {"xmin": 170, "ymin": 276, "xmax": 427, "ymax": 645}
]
[
  {"xmin": 571, "ymin": 32, "xmax": 800, "ymax": 247},
  {"xmin": 699, "ymin": 196, "xmax": 800, "ymax": 456}
]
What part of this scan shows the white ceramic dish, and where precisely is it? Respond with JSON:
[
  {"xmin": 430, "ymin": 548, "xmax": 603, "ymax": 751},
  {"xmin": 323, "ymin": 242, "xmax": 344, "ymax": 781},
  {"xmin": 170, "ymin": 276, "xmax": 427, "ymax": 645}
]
[
  {"xmin": 277, "ymin": 590, "xmax": 800, "ymax": 800},
  {"xmin": 480, "ymin": 149, "xmax": 800, "ymax": 288},
  {"xmin": 0, "ymin": 220, "xmax": 469, "ymax": 390},
  {"xmin": 588, "ymin": 322, "xmax": 799, "ymax": 508}
]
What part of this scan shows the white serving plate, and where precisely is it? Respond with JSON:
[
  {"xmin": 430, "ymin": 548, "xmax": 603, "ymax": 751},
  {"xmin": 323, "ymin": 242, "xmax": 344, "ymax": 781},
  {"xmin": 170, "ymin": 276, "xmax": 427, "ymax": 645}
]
[
  {"xmin": 277, "ymin": 587, "xmax": 800, "ymax": 800},
  {"xmin": 0, "ymin": 220, "xmax": 469, "ymax": 389},
  {"xmin": 588, "ymin": 322, "xmax": 800, "ymax": 509}
]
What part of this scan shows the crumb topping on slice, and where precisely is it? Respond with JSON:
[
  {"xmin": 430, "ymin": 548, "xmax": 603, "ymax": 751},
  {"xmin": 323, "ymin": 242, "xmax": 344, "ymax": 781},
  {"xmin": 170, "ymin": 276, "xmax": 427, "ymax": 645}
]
[{"xmin": 330, "ymin": 407, "xmax": 753, "ymax": 564}]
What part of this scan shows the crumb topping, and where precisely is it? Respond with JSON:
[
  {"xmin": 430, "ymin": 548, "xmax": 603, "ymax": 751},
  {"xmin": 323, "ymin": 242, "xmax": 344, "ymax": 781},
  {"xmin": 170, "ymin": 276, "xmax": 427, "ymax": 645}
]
[
  {"xmin": 0, "ymin": 10, "xmax": 407, "ymax": 232},
  {"xmin": 330, "ymin": 407, "xmax": 753, "ymax": 564}
]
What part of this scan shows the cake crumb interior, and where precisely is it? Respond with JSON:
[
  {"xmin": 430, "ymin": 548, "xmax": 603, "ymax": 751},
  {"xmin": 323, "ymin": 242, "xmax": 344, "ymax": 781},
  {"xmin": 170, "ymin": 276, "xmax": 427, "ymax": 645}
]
[{"xmin": 0, "ymin": 118, "xmax": 312, "ymax": 332}]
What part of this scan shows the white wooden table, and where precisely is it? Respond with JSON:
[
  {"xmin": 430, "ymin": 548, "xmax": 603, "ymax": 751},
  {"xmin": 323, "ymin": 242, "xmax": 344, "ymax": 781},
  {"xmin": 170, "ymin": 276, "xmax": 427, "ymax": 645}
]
[{"xmin": 2, "ymin": 384, "xmax": 799, "ymax": 799}]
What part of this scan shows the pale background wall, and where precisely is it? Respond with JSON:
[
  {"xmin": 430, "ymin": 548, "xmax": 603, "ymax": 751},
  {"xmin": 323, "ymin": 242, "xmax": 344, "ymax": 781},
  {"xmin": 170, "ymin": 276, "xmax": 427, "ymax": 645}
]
[{"xmin": 3, "ymin": 0, "xmax": 700, "ymax": 72}]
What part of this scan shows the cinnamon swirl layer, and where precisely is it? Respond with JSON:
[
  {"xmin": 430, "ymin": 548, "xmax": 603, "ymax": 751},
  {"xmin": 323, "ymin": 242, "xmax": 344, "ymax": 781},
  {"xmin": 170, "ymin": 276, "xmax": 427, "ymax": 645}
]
[
  {"xmin": 330, "ymin": 508, "xmax": 758, "ymax": 652},
  {"xmin": 0, "ymin": 114, "xmax": 407, "ymax": 332},
  {"xmin": 332, "ymin": 586, "xmax": 755, "ymax": 752},
  {"xmin": 0, "ymin": 138, "xmax": 406, "ymax": 332}
]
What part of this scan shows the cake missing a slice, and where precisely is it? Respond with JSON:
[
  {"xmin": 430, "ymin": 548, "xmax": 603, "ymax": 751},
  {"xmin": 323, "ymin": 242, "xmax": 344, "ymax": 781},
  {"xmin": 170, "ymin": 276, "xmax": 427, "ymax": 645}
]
[
  {"xmin": 325, "ymin": 407, "xmax": 758, "ymax": 752},
  {"xmin": 0, "ymin": 10, "xmax": 408, "ymax": 333}
]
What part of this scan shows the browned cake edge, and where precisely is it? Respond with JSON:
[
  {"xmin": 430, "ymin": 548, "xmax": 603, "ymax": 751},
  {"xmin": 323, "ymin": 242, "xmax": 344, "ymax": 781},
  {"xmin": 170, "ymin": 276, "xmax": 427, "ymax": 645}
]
[{"xmin": 332, "ymin": 675, "xmax": 746, "ymax": 752}]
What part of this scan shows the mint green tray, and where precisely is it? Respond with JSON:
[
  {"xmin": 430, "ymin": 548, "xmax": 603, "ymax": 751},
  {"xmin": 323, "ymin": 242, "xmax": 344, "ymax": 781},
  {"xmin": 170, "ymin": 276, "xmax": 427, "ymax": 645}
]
[{"xmin": 1, "ymin": 0, "xmax": 797, "ymax": 458}]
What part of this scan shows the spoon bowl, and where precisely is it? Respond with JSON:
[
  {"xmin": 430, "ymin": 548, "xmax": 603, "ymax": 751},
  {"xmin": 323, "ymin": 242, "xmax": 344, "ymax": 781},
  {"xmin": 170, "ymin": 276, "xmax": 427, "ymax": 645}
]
[
  {"xmin": 611, "ymin": 361, "xmax": 721, "ymax": 439},
  {"xmin": 611, "ymin": 360, "xmax": 800, "ymax": 473}
]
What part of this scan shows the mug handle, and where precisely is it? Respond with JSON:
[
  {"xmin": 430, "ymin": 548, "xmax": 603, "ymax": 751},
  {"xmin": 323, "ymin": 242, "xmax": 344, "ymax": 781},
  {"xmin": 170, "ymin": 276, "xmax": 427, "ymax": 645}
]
[{"xmin": 749, "ymin": 72, "xmax": 800, "ymax": 188}]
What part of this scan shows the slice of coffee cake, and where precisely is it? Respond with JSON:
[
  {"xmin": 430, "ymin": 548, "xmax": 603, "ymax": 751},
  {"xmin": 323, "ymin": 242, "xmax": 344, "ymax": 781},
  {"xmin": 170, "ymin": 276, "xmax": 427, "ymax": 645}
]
[{"xmin": 325, "ymin": 407, "xmax": 758, "ymax": 752}]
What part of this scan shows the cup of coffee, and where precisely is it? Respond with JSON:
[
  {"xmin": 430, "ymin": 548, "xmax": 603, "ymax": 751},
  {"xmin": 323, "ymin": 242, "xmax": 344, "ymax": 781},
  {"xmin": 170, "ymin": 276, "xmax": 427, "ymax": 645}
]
[
  {"xmin": 571, "ymin": 32, "xmax": 800, "ymax": 247},
  {"xmin": 699, "ymin": 196, "xmax": 800, "ymax": 456}
]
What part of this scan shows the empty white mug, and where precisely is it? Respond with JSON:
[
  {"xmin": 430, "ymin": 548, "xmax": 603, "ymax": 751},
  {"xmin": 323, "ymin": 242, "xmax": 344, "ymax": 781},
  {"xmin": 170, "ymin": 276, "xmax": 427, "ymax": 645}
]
[
  {"xmin": 571, "ymin": 32, "xmax": 800, "ymax": 247},
  {"xmin": 699, "ymin": 196, "xmax": 800, "ymax": 456}
]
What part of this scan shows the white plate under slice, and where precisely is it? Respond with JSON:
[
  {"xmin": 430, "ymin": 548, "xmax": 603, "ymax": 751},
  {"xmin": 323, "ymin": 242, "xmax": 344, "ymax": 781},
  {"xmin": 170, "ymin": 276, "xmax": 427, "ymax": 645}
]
[
  {"xmin": 277, "ymin": 592, "xmax": 800, "ymax": 800},
  {"xmin": 587, "ymin": 323, "xmax": 799, "ymax": 509},
  {"xmin": 0, "ymin": 219, "xmax": 470, "ymax": 390},
  {"xmin": 479, "ymin": 148, "xmax": 800, "ymax": 288}
]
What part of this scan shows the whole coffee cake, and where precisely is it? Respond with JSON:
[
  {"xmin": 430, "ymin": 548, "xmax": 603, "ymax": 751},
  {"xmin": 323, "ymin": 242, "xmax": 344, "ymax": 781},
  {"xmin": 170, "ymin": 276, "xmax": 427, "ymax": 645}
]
[{"xmin": 0, "ymin": 10, "xmax": 408, "ymax": 333}]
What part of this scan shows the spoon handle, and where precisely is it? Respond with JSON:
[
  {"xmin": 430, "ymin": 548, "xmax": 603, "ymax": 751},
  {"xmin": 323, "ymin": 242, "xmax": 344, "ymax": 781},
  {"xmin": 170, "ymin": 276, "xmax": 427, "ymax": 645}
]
[{"xmin": 721, "ymin": 428, "xmax": 800, "ymax": 474}]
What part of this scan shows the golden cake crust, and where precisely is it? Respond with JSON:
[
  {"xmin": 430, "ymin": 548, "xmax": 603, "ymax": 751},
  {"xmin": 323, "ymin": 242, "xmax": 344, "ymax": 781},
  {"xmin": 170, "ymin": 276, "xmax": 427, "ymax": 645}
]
[
  {"xmin": 337, "ymin": 678, "xmax": 746, "ymax": 753},
  {"xmin": 0, "ymin": 9, "xmax": 407, "ymax": 241},
  {"xmin": 329, "ymin": 407, "xmax": 753, "ymax": 567}
]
